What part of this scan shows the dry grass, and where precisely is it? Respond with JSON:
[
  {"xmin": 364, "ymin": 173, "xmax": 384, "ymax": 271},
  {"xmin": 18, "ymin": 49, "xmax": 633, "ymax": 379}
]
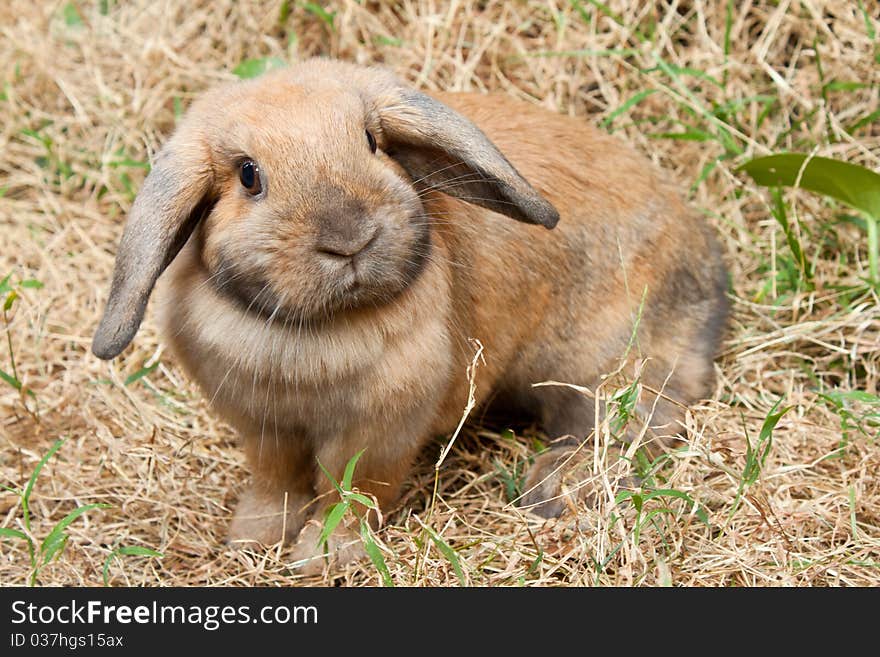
[{"xmin": 1, "ymin": 0, "xmax": 878, "ymax": 587}]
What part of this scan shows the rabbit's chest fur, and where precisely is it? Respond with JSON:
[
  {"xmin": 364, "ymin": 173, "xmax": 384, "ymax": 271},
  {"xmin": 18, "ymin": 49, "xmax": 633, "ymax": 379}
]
[{"xmin": 160, "ymin": 241, "xmax": 454, "ymax": 439}]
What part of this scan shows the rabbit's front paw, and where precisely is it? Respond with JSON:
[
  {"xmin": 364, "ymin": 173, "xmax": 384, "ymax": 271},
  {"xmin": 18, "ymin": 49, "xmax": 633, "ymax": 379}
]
[
  {"xmin": 519, "ymin": 446, "xmax": 638, "ymax": 518},
  {"xmin": 289, "ymin": 519, "xmax": 367, "ymax": 576},
  {"xmin": 227, "ymin": 486, "xmax": 308, "ymax": 548}
]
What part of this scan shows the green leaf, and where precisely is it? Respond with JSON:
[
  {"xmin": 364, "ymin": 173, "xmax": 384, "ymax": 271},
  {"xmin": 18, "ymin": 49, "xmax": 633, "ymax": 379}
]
[
  {"xmin": 758, "ymin": 403, "xmax": 793, "ymax": 445},
  {"xmin": 849, "ymin": 109, "xmax": 880, "ymax": 134},
  {"xmin": 23, "ymin": 438, "xmax": 66, "ymax": 531},
  {"xmin": 344, "ymin": 492, "xmax": 376, "ymax": 509},
  {"xmin": 0, "ymin": 527, "xmax": 35, "ymax": 565},
  {"xmin": 422, "ymin": 525, "xmax": 466, "ymax": 586},
  {"xmin": 360, "ymin": 523, "xmax": 393, "ymax": 587},
  {"xmin": 527, "ymin": 549, "xmax": 544, "ymax": 575},
  {"xmin": 41, "ymin": 533, "xmax": 69, "ymax": 565},
  {"xmin": 372, "ymin": 35, "xmax": 403, "ymax": 47},
  {"xmin": 116, "ymin": 545, "xmax": 163, "ymax": 557},
  {"xmin": 302, "ymin": 2, "xmax": 336, "ymax": 29},
  {"xmin": 233, "ymin": 57, "xmax": 286, "ymax": 80},
  {"xmin": 278, "ymin": 0, "xmax": 291, "ymax": 24},
  {"xmin": 649, "ymin": 59, "xmax": 722, "ymax": 88},
  {"xmin": 0, "ymin": 527, "xmax": 30, "ymax": 542},
  {"xmin": 40, "ymin": 503, "xmax": 111, "ymax": 563},
  {"xmin": 582, "ymin": 0, "xmax": 624, "ymax": 27},
  {"xmin": 316, "ymin": 502, "xmax": 348, "ymax": 549},
  {"xmin": 108, "ymin": 157, "xmax": 150, "ymax": 170},
  {"xmin": 103, "ymin": 545, "xmax": 163, "ymax": 586},
  {"xmin": 124, "ymin": 361, "xmax": 158, "ymax": 386},
  {"xmin": 825, "ymin": 390, "xmax": 880, "ymax": 405},
  {"xmin": 741, "ymin": 154, "xmax": 880, "ymax": 284},
  {"xmin": 739, "ymin": 154, "xmax": 880, "ymax": 221},
  {"xmin": 650, "ymin": 128, "xmax": 712, "ymax": 142},
  {"xmin": 0, "ymin": 368, "xmax": 21, "ymax": 391},
  {"xmin": 856, "ymin": 0, "xmax": 875, "ymax": 40},
  {"xmin": 62, "ymin": 2, "xmax": 83, "ymax": 26},
  {"xmin": 20, "ymin": 279, "xmax": 43, "ymax": 289},
  {"xmin": 316, "ymin": 460, "xmax": 344, "ymax": 498},
  {"xmin": 770, "ymin": 188, "xmax": 812, "ymax": 283},
  {"xmin": 823, "ymin": 81, "xmax": 870, "ymax": 93},
  {"xmin": 0, "ymin": 273, "xmax": 12, "ymax": 295},
  {"xmin": 570, "ymin": 0, "xmax": 591, "ymax": 24},
  {"xmin": 600, "ymin": 89, "xmax": 656, "ymax": 129},
  {"xmin": 341, "ymin": 449, "xmax": 365, "ymax": 491},
  {"xmin": 4, "ymin": 289, "xmax": 18, "ymax": 311}
]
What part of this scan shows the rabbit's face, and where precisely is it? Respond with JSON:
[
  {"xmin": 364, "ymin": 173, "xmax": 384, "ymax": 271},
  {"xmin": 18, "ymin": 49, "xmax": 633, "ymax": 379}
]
[
  {"xmin": 196, "ymin": 82, "xmax": 429, "ymax": 323},
  {"xmin": 91, "ymin": 60, "xmax": 559, "ymax": 360}
]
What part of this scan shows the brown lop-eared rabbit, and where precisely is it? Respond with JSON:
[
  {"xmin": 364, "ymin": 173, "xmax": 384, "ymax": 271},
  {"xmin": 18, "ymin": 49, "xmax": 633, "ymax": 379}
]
[{"xmin": 93, "ymin": 59, "xmax": 727, "ymax": 571}]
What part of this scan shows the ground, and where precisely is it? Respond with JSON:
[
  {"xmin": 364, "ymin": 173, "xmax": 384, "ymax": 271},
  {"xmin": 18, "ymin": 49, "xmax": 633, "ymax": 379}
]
[{"xmin": 0, "ymin": 0, "xmax": 878, "ymax": 586}]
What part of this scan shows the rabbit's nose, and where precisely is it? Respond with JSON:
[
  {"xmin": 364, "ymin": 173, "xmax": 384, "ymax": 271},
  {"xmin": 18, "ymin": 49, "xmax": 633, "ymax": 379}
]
[
  {"xmin": 316, "ymin": 227, "xmax": 378, "ymax": 260},
  {"xmin": 312, "ymin": 194, "xmax": 378, "ymax": 258}
]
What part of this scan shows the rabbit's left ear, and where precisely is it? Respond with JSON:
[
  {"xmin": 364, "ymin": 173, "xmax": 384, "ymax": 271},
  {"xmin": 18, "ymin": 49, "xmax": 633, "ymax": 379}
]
[
  {"xmin": 92, "ymin": 137, "xmax": 214, "ymax": 360},
  {"xmin": 376, "ymin": 87, "xmax": 559, "ymax": 229}
]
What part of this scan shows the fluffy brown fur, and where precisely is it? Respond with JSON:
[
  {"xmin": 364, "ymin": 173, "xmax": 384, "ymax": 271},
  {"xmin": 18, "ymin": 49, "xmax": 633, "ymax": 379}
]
[{"xmin": 92, "ymin": 59, "xmax": 727, "ymax": 570}]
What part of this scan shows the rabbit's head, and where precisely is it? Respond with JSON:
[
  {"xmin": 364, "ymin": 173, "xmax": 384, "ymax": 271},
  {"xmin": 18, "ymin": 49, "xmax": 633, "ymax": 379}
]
[{"xmin": 91, "ymin": 59, "xmax": 558, "ymax": 360}]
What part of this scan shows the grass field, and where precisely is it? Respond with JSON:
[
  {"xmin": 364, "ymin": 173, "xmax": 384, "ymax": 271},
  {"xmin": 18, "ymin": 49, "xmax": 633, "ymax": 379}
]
[{"xmin": 1, "ymin": 0, "xmax": 878, "ymax": 586}]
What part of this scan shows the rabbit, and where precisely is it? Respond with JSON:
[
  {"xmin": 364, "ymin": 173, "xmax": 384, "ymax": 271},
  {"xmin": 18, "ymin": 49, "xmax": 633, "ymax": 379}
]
[{"xmin": 91, "ymin": 58, "xmax": 728, "ymax": 570}]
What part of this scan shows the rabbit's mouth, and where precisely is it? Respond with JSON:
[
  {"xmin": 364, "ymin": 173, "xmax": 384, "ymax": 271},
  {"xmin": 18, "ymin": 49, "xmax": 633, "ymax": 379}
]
[{"xmin": 209, "ymin": 217, "xmax": 431, "ymax": 325}]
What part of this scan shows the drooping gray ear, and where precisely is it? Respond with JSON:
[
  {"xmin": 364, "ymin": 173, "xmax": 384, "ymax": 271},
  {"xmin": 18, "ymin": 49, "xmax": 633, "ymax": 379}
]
[
  {"xmin": 377, "ymin": 88, "xmax": 559, "ymax": 228},
  {"xmin": 92, "ymin": 139, "xmax": 214, "ymax": 360}
]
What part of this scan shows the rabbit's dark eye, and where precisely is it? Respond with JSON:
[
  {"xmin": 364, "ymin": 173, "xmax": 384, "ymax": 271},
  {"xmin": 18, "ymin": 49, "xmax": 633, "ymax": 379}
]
[
  {"xmin": 366, "ymin": 129, "xmax": 377, "ymax": 154},
  {"xmin": 239, "ymin": 159, "xmax": 262, "ymax": 195}
]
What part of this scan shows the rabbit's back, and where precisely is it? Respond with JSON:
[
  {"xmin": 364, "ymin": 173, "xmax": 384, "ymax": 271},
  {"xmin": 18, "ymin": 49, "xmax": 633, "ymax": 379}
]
[{"xmin": 424, "ymin": 93, "xmax": 727, "ymax": 432}]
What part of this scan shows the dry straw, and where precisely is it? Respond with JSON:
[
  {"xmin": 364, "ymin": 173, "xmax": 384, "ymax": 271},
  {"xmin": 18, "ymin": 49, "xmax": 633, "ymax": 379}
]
[{"xmin": 0, "ymin": 1, "xmax": 878, "ymax": 586}]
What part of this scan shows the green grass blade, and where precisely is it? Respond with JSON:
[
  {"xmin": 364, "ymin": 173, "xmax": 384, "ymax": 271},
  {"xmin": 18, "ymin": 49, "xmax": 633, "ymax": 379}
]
[
  {"xmin": 583, "ymin": 0, "xmax": 624, "ymax": 27},
  {"xmin": 770, "ymin": 188, "xmax": 812, "ymax": 284},
  {"xmin": 0, "ymin": 527, "xmax": 34, "ymax": 566},
  {"xmin": 0, "ymin": 367, "xmax": 21, "ymax": 391},
  {"xmin": 278, "ymin": 0, "xmax": 291, "ymax": 25},
  {"xmin": 22, "ymin": 438, "xmax": 65, "ymax": 531},
  {"xmin": 341, "ymin": 449, "xmax": 365, "ymax": 491},
  {"xmin": 124, "ymin": 362, "xmax": 158, "ymax": 386},
  {"xmin": 302, "ymin": 2, "xmax": 336, "ymax": 30},
  {"xmin": 40, "ymin": 503, "xmax": 111, "ymax": 563},
  {"xmin": 856, "ymin": 0, "xmax": 875, "ymax": 40},
  {"xmin": 570, "ymin": 0, "xmax": 590, "ymax": 25},
  {"xmin": 600, "ymin": 89, "xmax": 656, "ymax": 129},
  {"xmin": 360, "ymin": 523, "xmax": 393, "ymax": 587},
  {"xmin": 641, "ymin": 488, "xmax": 710, "ymax": 526},
  {"xmin": 102, "ymin": 553, "xmax": 114, "ymax": 586},
  {"xmin": 0, "ymin": 526, "xmax": 30, "ymax": 541},
  {"xmin": 117, "ymin": 545, "xmax": 163, "ymax": 557},
  {"xmin": 62, "ymin": 2, "xmax": 83, "ymax": 26},
  {"xmin": 756, "ymin": 401, "xmax": 792, "ymax": 468},
  {"xmin": 41, "ymin": 534, "xmax": 69, "ymax": 566},
  {"xmin": 723, "ymin": 0, "xmax": 734, "ymax": 59},
  {"xmin": 103, "ymin": 546, "xmax": 164, "ymax": 586},
  {"xmin": 848, "ymin": 109, "xmax": 880, "ymax": 135},
  {"xmin": 317, "ymin": 502, "xmax": 348, "ymax": 549},
  {"xmin": 0, "ymin": 526, "xmax": 35, "ymax": 566},
  {"xmin": 316, "ymin": 458, "xmax": 344, "ymax": 497},
  {"xmin": 344, "ymin": 492, "xmax": 376, "ymax": 509},
  {"xmin": 233, "ymin": 57, "xmax": 286, "ymax": 79},
  {"xmin": 423, "ymin": 525, "xmax": 466, "ymax": 586}
]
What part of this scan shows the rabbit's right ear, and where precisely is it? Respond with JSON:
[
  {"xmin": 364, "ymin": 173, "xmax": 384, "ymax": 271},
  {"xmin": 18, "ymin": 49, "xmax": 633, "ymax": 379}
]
[
  {"xmin": 375, "ymin": 85, "xmax": 559, "ymax": 229},
  {"xmin": 92, "ymin": 136, "xmax": 214, "ymax": 360}
]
